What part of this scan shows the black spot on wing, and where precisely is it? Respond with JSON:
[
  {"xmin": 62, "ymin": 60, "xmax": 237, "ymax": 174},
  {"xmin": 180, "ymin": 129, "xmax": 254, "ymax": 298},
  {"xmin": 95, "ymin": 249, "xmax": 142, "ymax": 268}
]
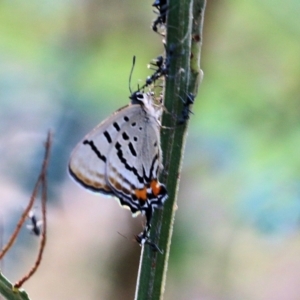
[
  {"xmin": 115, "ymin": 142, "xmax": 143, "ymax": 183},
  {"xmin": 149, "ymin": 153, "xmax": 159, "ymax": 179},
  {"xmin": 113, "ymin": 122, "xmax": 121, "ymax": 131},
  {"xmin": 142, "ymin": 166, "xmax": 150, "ymax": 182},
  {"xmin": 83, "ymin": 140, "xmax": 106, "ymax": 162},
  {"xmin": 128, "ymin": 142, "xmax": 137, "ymax": 157},
  {"xmin": 122, "ymin": 132, "xmax": 129, "ymax": 140},
  {"xmin": 103, "ymin": 131, "xmax": 112, "ymax": 143}
]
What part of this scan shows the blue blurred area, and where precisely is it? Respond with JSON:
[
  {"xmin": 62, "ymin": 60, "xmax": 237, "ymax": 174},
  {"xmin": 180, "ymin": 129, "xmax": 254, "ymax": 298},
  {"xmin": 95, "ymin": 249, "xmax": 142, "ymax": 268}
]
[{"xmin": 1, "ymin": 0, "xmax": 300, "ymax": 299}]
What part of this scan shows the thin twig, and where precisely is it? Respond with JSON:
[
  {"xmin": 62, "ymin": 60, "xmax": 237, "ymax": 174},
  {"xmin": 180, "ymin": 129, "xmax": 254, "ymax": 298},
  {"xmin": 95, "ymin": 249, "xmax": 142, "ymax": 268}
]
[
  {"xmin": 0, "ymin": 167, "xmax": 43, "ymax": 260},
  {"xmin": 14, "ymin": 131, "xmax": 52, "ymax": 289}
]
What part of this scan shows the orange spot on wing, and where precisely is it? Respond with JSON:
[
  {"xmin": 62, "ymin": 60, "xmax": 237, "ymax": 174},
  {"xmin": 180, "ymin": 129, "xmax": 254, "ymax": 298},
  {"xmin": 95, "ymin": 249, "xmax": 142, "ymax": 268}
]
[
  {"xmin": 135, "ymin": 187, "xmax": 147, "ymax": 201},
  {"xmin": 150, "ymin": 179, "xmax": 161, "ymax": 197}
]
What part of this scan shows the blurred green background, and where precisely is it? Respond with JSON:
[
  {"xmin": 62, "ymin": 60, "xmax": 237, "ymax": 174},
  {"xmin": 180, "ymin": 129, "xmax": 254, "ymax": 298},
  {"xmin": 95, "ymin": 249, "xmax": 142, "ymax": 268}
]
[{"xmin": 1, "ymin": 0, "xmax": 300, "ymax": 299}]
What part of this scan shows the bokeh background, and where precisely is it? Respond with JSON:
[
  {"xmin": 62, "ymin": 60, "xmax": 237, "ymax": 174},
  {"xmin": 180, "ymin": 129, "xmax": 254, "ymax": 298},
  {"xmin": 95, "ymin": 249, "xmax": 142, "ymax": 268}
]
[{"xmin": 1, "ymin": 0, "xmax": 300, "ymax": 299}]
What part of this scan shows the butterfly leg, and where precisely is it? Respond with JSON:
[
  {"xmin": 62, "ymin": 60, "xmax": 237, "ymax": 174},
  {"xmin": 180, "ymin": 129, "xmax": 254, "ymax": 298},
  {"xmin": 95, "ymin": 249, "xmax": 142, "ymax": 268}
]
[
  {"xmin": 135, "ymin": 206, "xmax": 163, "ymax": 253},
  {"xmin": 135, "ymin": 230, "xmax": 163, "ymax": 254},
  {"xmin": 135, "ymin": 230, "xmax": 149, "ymax": 246},
  {"xmin": 145, "ymin": 205, "xmax": 153, "ymax": 232},
  {"xmin": 135, "ymin": 206, "xmax": 153, "ymax": 245}
]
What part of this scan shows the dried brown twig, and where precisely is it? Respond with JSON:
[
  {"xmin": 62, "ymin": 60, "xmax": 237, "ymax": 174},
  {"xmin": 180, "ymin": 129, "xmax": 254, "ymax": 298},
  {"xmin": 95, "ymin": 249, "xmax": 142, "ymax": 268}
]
[
  {"xmin": 0, "ymin": 131, "xmax": 52, "ymax": 293},
  {"xmin": 13, "ymin": 131, "xmax": 52, "ymax": 289}
]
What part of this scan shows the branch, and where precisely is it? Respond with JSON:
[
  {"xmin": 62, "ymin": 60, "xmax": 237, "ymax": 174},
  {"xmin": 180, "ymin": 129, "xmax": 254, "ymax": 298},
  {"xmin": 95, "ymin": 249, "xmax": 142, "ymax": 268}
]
[
  {"xmin": 135, "ymin": 0, "xmax": 206, "ymax": 299},
  {"xmin": 0, "ymin": 131, "xmax": 52, "ymax": 299},
  {"xmin": 14, "ymin": 131, "xmax": 51, "ymax": 289}
]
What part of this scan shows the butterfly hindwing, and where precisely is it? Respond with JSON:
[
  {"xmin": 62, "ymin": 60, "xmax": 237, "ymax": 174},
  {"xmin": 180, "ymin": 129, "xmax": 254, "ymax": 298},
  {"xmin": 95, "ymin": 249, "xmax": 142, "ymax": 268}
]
[{"xmin": 105, "ymin": 104, "xmax": 162, "ymax": 212}]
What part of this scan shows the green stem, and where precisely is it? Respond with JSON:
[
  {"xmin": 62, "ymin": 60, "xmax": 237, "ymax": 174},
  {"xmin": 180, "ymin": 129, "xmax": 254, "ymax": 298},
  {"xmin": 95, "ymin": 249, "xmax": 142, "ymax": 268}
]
[
  {"xmin": 135, "ymin": 0, "xmax": 206, "ymax": 299},
  {"xmin": 189, "ymin": 0, "xmax": 206, "ymax": 93},
  {"xmin": 0, "ymin": 272, "xmax": 30, "ymax": 300}
]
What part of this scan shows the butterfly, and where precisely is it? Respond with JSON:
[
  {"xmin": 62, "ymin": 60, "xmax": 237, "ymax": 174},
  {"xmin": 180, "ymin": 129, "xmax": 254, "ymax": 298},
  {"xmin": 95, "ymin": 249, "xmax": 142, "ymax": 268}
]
[{"xmin": 68, "ymin": 92, "xmax": 168, "ymax": 247}]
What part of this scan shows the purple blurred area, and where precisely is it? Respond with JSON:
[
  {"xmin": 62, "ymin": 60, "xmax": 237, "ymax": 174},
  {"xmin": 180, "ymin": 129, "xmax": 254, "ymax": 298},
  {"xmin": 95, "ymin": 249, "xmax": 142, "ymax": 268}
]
[{"xmin": 1, "ymin": 0, "xmax": 300, "ymax": 299}]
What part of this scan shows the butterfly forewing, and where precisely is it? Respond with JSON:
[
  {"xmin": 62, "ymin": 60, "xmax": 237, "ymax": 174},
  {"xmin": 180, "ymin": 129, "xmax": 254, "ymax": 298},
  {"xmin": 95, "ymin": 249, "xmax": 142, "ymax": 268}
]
[{"xmin": 69, "ymin": 105, "xmax": 132, "ymax": 195}]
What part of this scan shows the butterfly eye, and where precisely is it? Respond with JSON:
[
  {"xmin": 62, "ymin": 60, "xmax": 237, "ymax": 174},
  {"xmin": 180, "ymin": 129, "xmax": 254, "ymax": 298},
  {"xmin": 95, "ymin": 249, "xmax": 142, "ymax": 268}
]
[
  {"xmin": 135, "ymin": 93, "xmax": 144, "ymax": 101},
  {"xmin": 130, "ymin": 91, "xmax": 144, "ymax": 105}
]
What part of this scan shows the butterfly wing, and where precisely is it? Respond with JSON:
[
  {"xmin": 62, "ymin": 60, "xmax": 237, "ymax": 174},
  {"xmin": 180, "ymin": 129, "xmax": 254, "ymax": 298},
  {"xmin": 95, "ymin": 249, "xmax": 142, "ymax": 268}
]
[
  {"xmin": 69, "ymin": 104, "xmax": 134, "ymax": 195},
  {"xmin": 105, "ymin": 105, "xmax": 167, "ymax": 215},
  {"xmin": 69, "ymin": 97, "xmax": 168, "ymax": 221},
  {"xmin": 69, "ymin": 92, "xmax": 168, "ymax": 248}
]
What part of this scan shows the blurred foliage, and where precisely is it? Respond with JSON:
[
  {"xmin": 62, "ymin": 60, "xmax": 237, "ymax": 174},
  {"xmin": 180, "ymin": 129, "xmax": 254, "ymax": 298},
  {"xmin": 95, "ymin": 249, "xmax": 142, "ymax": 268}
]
[{"xmin": 0, "ymin": 0, "xmax": 300, "ymax": 299}]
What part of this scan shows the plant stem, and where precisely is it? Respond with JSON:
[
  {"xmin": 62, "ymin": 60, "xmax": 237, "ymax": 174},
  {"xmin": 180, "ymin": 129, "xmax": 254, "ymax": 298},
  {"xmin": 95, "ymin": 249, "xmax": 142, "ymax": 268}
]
[{"xmin": 135, "ymin": 1, "xmax": 206, "ymax": 299}]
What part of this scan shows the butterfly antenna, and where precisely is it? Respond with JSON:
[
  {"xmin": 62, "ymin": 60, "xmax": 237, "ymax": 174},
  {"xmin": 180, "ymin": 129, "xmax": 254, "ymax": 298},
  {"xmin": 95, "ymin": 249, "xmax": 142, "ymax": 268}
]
[{"xmin": 129, "ymin": 55, "xmax": 136, "ymax": 95}]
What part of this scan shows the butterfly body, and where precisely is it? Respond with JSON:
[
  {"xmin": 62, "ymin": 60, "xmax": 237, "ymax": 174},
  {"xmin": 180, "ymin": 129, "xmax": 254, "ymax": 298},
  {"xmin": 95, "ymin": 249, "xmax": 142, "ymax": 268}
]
[{"xmin": 69, "ymin": 92, "xmax": 168, "ymax": 246}]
